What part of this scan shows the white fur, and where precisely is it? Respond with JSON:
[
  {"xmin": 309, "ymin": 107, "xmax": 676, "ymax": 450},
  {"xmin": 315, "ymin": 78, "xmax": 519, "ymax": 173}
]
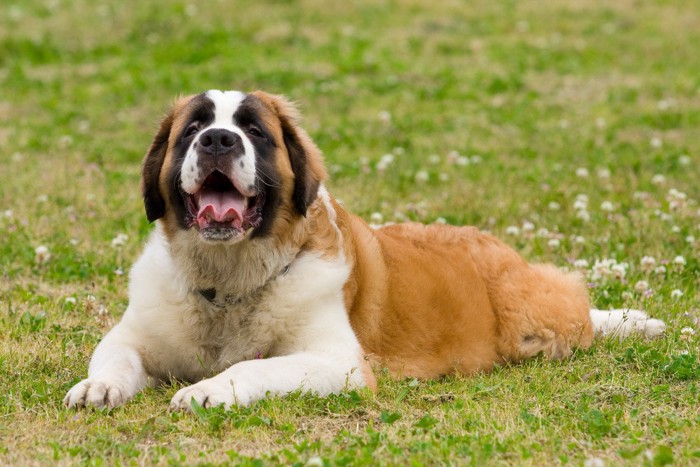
[
  {"xmin": 590, "ymin": 308, "xmax": 666, "ymax": 338},
  {"xmin": 180, "ymin": 90, "xmax": 258, "ymax": 197},
  {"xmin": 64, "ymin": 221, "xmax": 366, "ymax": 410}
]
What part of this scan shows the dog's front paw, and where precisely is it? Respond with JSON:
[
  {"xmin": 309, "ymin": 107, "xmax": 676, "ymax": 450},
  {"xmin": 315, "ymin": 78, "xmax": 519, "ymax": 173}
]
[
  {"xmin": 170, "ymin": 377, "xmax": 247, "ymax": 411},
  {"xmin": 63, "ymin": 379, "xmax": 129, "ymax": 409}
]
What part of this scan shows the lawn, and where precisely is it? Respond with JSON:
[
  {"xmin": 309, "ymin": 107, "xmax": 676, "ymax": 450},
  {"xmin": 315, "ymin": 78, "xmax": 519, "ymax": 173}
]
[{"xmin": 1, "ymin": 0, "xmax": 699, "ymax": 464}]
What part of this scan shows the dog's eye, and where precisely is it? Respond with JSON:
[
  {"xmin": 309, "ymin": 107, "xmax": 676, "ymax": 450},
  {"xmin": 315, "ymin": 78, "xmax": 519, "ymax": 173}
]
[
  {"xmin": 184, "ymin": 123, "xmax": 199, "ymax": 138},
  {"xmin": 247, "ymin": 127, "xmax": 264, "ymax": 139}
]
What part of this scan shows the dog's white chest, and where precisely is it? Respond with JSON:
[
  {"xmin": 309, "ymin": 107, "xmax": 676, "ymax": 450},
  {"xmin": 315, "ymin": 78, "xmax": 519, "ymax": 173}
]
[
  {"xmin": 189, "ymin": 291, "xmax": 288, "ymax": 372},
  {"xmin": 122, "ymin": 232, "xmax": 351, "ymax": 383}
]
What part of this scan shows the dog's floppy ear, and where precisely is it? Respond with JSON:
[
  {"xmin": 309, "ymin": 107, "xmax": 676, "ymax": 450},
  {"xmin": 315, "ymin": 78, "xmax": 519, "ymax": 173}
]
[
  {"xmin": 258, "ymin": 92, "xmax": 327, "ymax": 216},
  {"xmin": 141, "ymin": 109, "xmax": 175, "ymax": 223}
]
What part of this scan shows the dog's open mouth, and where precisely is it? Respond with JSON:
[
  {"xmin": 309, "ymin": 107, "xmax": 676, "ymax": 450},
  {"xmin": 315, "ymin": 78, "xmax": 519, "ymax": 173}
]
[{"xmin": 185, "ymin": 171, "xmax": 264, "ymax": 240}]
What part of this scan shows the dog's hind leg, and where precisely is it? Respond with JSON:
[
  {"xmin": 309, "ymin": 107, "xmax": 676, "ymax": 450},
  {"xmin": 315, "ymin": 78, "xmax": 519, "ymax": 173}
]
[{"xmin": 493, "ymin": 264, "xmax": 595, "ymax": 363}]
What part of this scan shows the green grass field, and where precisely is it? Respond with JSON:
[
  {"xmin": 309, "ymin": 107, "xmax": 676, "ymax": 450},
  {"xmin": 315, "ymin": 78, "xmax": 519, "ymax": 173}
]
[{"xmin": 1, "ymin": 0, "xmax": 699, "ymax": 464}]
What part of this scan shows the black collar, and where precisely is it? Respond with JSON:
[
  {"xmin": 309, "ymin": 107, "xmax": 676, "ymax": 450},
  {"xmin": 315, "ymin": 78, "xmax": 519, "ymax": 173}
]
[{"xmin": 197, "ymin": 264, "xmax": 290, "ymax": 308}]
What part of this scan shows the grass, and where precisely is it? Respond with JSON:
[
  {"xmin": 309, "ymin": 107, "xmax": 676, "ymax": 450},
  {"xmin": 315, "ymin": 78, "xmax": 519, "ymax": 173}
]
[{"xmin": 1, "ymin": 0, "xmax": 699, "ymax": 464}]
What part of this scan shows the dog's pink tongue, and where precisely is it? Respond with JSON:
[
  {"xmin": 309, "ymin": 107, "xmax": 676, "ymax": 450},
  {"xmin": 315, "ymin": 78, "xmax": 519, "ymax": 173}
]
[{"xmin": 197, "ymin": 189, "xmax": 245, "ymax": 228}]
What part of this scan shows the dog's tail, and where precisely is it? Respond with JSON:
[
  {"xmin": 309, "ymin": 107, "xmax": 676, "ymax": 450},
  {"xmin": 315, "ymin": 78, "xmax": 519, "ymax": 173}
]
[{"xmin": 590, "ymin": 309, "xmax": 666, "ymax": 338}]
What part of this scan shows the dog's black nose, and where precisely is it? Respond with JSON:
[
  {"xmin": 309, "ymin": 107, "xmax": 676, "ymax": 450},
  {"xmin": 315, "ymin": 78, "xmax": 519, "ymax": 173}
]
[{"xmin": 198, "ymin": 129, "xmax": 242, "ymax": 156}]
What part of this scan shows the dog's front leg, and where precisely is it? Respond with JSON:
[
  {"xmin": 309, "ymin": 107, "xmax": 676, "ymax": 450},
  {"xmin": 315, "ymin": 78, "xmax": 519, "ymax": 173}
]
[
  {"xmin": 169, "ymin": 350, "xmax": 367, "ymax": 410},
  {"xmin": 64, "ymin": 322, "xmax": 151, "ymax": 409}
]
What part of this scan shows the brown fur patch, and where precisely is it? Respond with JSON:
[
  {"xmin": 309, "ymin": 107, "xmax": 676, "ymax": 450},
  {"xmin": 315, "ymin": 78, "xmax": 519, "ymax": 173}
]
[{"xmin": 339, "ymin": 220, "xmax": 593, "ymax": 378}]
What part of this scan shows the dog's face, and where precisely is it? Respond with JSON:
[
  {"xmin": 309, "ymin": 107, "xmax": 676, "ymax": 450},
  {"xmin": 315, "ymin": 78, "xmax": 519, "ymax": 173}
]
[{"xmin": 141, "ymin": 90, "xmax": 326, "ymax": 242}]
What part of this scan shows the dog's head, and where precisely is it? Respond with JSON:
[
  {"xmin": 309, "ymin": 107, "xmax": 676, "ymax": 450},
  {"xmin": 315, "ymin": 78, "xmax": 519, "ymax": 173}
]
[{"xmin": 141, "ymin": 90, "xmax": 327, "ymax": 242}]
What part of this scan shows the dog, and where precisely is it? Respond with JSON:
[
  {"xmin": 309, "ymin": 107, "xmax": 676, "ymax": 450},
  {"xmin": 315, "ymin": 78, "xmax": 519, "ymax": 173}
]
[{"xmin": 64, "ymin": 90, "xmax": 666, "ymax": 410}]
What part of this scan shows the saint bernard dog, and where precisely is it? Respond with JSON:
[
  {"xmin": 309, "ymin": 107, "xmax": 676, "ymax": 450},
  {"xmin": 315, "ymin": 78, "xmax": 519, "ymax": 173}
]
[{"xmin": 64, "ymin": 90, "xmax": 666, "ymax": 411}]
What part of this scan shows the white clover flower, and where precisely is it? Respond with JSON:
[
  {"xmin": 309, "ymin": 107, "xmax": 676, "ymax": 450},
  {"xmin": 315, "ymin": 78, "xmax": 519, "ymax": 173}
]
[
  {"xmin": 576, "ymin": 210, "xmax": 591, "ymax": 222},
  {"xmin": 59, "ymin": 135, "xmax": 73, "ymax": 147},
  {"xmin": 669, "ymin": 188, "xmax": 687, "ymax": 199},
  {"xmin": 470, "ymin": 155, "xmax": 482, "ymax": 164},
  {"xmin": 650, "ymin": 136, "xmax": 663, "ymax": 148},
  {"xmin": 548, "ymin": 238, "xmax": 560, "ymax": 248},
  {"xmin": 671, "ymin": 289, "xmax": 684, "ymax": 299},
  {"xmin": 37, "ymin": 194, "xmax": 49, "ymax": 203},
  {"xmin": 370, "ymin": 212, "xmax": 384, "ymax": 224},
  {"xmin": 658, "ymin": 211, "xmax": 673, "ymax": 222},
  {"xmin": 590, "ymin": 259, "xmax": 613, "ymax": 281},
  {"xmin": 621, "ymin": 291, "xmax": 634, "ymax": 301},
  {"xmin": 427, "ymin": 154, "xmax": 441, "ymax": 165},
  {"xmin": 611, "ymin": 264, "xmax": 627, "ymax": 279},
  {"xmin": 3, "ymin": 209, "xmax": 12, "ymax": 218},
  {"xmin": 654, "ymin": 265, "xmax": 667, "ymax": 276},
  {"xmin": 673, "ymin": 255, "xmax": 687, "ymax": 267},
  {"xmin": 393, "ymin": 147, "xmax": 405, "ymax": 155},
  {"xmin": 584, "ymin": 457, "xmax": 605, "ymax": 467},
  {"xmin": 657, "ymin": 99, "xmax": 674, "ymax": 111},
  {"xmin": 65, "ymin": 297, "xmax": 77, "ymax": 305},
  {"xmin": 414, "ymin": 170, "xmax": 429, "ymax": 184},
  {"xmin": 111, "ymin": 233, "xmax": 129, "ymax": 248},
  {"xmin": 438, "ymin": 173, "xmax": 449, "ymax": 182},
  {"xmin": 455, "ymin": 156, "xmax": 470, "ymax": 166},
  {"xmin": 597, "ymin": 168, "xmax": 611, "ymax": 179},
  {"xmin": 574, "ymin": 259, "xmax": 589, "ymax": 269},
  {"xmin": 686, "ymin": 235, "xmax": 696, "ymax": 244},
  {"xmin": 306, "ymin": 456, "xmax": 324, "ymax": 467},
  {"xmin": 434, "ymin": 217, "xmax": 447, "ymax": 224},
  {"xmin": 536, "ymin": 228, "xmax": 550, "ymax": 238},
  {"xmin": 640, "ymin": 256, "xmax": 657, "ymax": 272},
  {"xmin": 667, "ymin": 188, "xmax": 688, "ymax": 210},
  {"xmin": 77, "ymin": 120, "xmax": 91, "ymax": 134},
  {"xmin": 378, "ymin": 110, "xmax": 392, "ymax": 124},
  {"xmin": 575, "ymin": 167, "xmax": 589, "ymax": 178},
  {"xmin": 672, "ymin": 225, "xmax": 681, "ymax": 233},
  {"xmin": 600, "ymin": 201, "xmax": 615, "ymax": 212},
  {"xmin": 680, "ymin": 327, "xmax": 696, "ymax": 342},
  {"xmin": 506, "ymin": 226, "xmax": 520, "ymax": 235},
  {"xmin": 446, "ymin": 150, "xmax": 460, "ymax": 164},
  {"xmin": 634, "ymin": 280, "xmax": 650, "ymax": 294},
  {"xmin": 522, "ymin": 221, "xmax": 535, "ymax": 232},
  {"xmin": 678, "ymin": 155, "xmax": 691, "ymax": 166},
  {"xmin": 376, "ymin": 154, "xmax": 395, "ymax": 173},
  {"xmin": 70, "ymin": 238, "xmax": 79, "ymax": 246},
  {"xmin": 35, "ymin": 245, "xmax": 51, "ymax": 264},
  {"xmin": 651, "ymin": 174, "xmax": 666, "ymax": 185},
  {"xmin": 548, "ymin": 201, "xmax": 561, "ymax": 211},
  {"xmin": 573, "ymin": 195, "xmax": 589, "ymax": 211},
  {"xmin": 115, "ymin": 267, "xmax": 124, "ymax": 276}
]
